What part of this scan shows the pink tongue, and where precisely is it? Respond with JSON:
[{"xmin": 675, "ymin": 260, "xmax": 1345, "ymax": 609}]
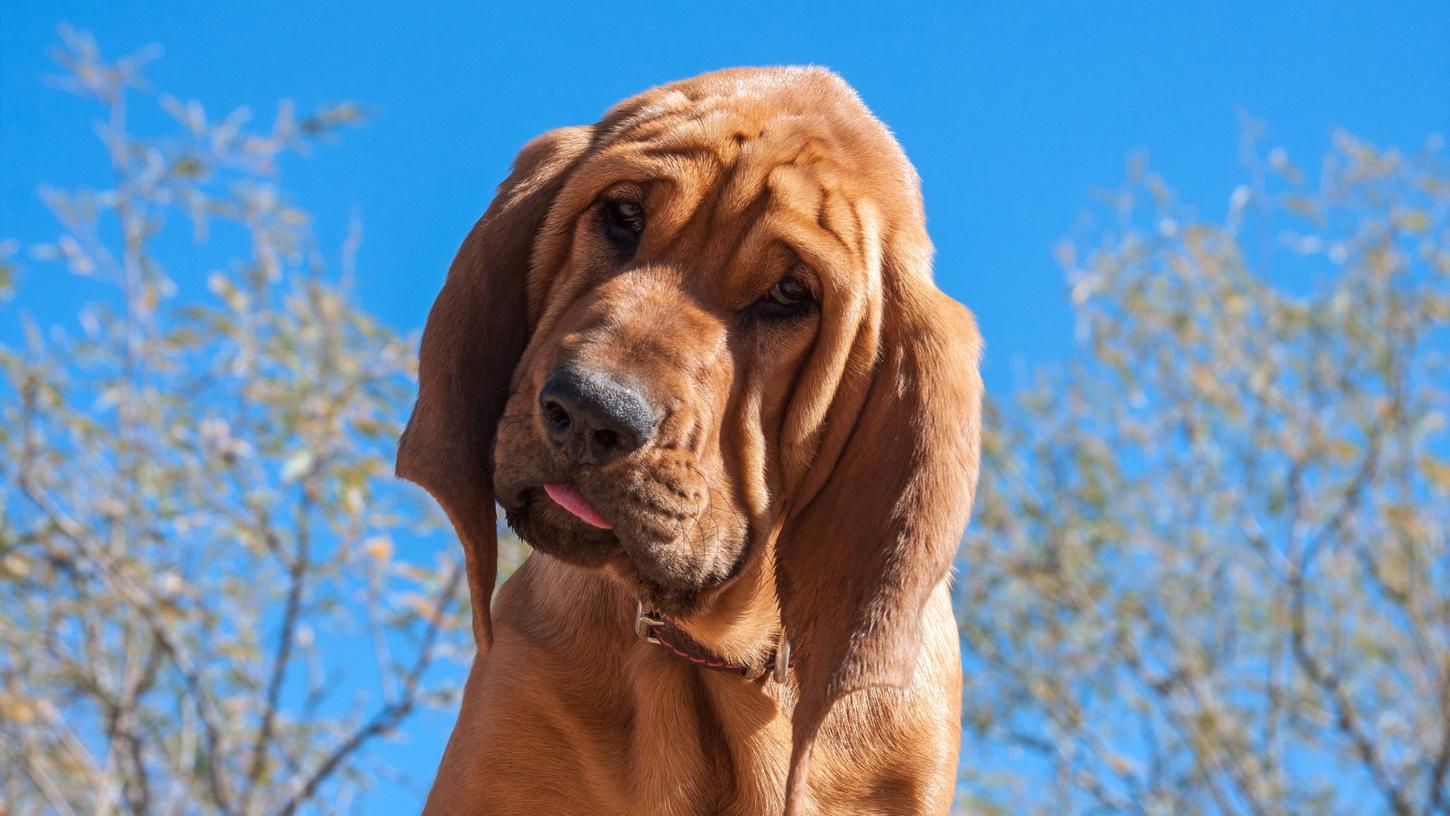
[{"xmin": 543, "ymin": 483, "xmax": 612, "ymax": 529}]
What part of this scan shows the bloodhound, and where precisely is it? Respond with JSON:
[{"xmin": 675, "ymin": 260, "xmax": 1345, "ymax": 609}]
[{"xmin": 398, "ymin": 67, "xmax": 982, "ymax": 816}]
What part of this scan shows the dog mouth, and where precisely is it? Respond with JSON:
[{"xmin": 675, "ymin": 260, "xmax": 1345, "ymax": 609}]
[
  {"xmin": 542, "ymin": 483, "xmax": 612, "ymax": 529},
  {"xmin": 501, "ymin": 480, "xmax": 750, "ymax": 616},
  {"xmin": 502, "ymin": 486, "xmax": 617, "ymax": 563}
]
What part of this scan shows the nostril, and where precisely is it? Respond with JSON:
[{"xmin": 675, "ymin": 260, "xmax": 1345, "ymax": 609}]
[{"xmin": 542, "ymin": 400, "xmax": 571, "ymax": 433}]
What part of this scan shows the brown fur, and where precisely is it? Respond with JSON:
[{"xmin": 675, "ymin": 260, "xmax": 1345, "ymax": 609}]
[{"xmin": 398, "ymin": 67, "xmax": 982, "ymax": 815}]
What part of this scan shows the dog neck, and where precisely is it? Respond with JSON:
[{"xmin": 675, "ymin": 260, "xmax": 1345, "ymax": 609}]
[
  {"xmin": 649, "ymin": 543, "xmax": 787, "ymax": 671},
  {"xmin": 633, "ymin": 555, "xmax": 793, "ymax": 682},
  {"xmin": 513, "ymin": 540, "xmax": 788, "ymax": 679}
]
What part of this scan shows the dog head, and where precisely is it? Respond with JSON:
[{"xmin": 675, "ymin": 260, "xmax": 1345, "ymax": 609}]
[{"xmin": 398, "ymin": 66, "xmax": 981, "ymax": 809}]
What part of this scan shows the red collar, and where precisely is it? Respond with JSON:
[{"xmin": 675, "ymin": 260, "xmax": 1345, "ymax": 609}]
[{"xmin": 634, "ymin": 602, "xmax": 793, "ymax": 683}]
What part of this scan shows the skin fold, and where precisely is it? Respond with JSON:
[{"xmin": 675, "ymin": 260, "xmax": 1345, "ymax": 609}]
[{"xmin": 397, "ymin": 67, "xmax": 982, "ymax": 816}]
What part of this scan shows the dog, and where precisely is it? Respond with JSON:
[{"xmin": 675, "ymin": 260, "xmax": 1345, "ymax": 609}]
[{"xmin": 398, "ymin": 66, "xmax": 982, "ymax": 815}]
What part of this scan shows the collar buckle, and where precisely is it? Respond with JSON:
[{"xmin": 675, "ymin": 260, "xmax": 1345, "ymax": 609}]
[
  {"xmin": 772, "ymin": 633, "xmax": 792, "ymax": 684},
  {"xmin": 634, "ymin": 600, "xmax": 664, "ymax": 645}
]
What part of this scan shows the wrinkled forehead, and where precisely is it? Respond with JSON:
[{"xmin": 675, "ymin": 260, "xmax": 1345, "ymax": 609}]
[{"xmin": 529, "ymin": 69, "xmax": 927, "ymax": 311}]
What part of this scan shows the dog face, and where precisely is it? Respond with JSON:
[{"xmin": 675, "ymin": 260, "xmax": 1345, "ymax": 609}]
[
  {"xmin": 398, "ymin": 67, "xmax": 982, "ymax": 807},
  {"xmin": 492, "ymin": 114, "xmax": 862, "ymax": 614}
]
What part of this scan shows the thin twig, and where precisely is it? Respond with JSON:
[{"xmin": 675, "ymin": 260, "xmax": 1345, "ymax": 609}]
[{"xmin": 272, "ymin": 562, "xmax": 463, "ymax": 816}]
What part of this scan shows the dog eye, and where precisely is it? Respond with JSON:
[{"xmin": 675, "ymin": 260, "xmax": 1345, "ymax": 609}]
[
  {"xmin": 602, "ymin": 200, "xmax": 644, "ymax": 252},
  {"xmin": 767, "ymin": 277, "xmax": 811, "ymax": 307},
  {"xmin": 750, "ymin": 275, "xmax": 816, "ymax": 320}
]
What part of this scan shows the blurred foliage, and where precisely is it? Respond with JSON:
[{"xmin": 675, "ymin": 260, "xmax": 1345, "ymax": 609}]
[
  {"xmin": 0, "ymin": 28, "xmax": 480, "ymax": 815},
  {"xmin": 956, "ymin": 129, "xmax": 1449, "ymax": 815}
]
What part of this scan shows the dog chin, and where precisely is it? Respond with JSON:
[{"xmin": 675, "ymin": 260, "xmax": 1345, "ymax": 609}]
[
  {"xmin": 596, "ymin": 557, "xmax": 709, "ymax": 618},
  {"xmin": 611, "ymin": 533, "xmax": 752, "ymax": 619},
  {"xmin": 503, "ymin": 489, "xmax": 740, "ymax": 617}
]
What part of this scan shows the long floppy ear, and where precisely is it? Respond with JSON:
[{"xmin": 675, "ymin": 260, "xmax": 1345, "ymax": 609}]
[
  {"xmin": 778, "ymin": 275, "xmax": 982, "ymax": 814},
  {"xmin": 397, "ymin": 126, "xmax": 591, "ymax": 651}
]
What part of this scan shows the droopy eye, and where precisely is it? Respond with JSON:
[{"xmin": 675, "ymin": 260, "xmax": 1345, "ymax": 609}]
[
  {"xmin": 767, "ymin": 276, "xmax": 811, "ymax": 307},
  {"xmin": 602, "ymin": 200, "xmax": 644, "ymax": 251},
  {"xmin": 751, "ymin": 274, "xmax": 816, "ymax": 320}
]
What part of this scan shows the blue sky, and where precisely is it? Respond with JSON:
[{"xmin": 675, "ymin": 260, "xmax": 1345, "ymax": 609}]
[{"xmin": 3, "ymin": 1, "xmax": 1448, "ymax": 810}]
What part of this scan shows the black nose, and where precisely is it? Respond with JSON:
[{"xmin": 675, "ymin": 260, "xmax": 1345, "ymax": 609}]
[{"xmin": 539, "ymin": 365, "xmax": 657, "ymax": 466}]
